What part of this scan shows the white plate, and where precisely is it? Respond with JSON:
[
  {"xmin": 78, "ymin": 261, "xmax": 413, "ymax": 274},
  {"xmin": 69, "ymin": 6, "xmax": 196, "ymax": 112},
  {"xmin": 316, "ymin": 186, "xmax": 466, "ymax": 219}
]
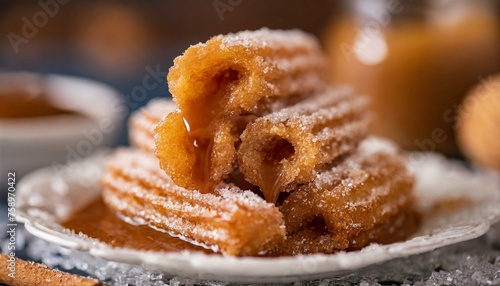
[{"xmin": 17, "ymin": 151, "xmax": 500, "ymax": 283}]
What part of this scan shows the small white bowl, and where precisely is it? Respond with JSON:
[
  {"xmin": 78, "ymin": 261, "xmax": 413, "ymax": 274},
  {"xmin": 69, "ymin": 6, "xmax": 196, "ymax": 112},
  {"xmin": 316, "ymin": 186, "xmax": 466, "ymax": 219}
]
[{"xmin": 0, "ymin": 72, "xmax": 124, "ymax": 188}]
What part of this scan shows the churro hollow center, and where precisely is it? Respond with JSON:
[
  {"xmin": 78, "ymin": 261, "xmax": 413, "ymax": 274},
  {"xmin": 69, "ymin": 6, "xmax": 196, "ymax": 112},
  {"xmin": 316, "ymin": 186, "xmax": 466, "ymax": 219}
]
[{"xmin": 263, "ymin": 136, "xmax": 295, "ymax": 167}]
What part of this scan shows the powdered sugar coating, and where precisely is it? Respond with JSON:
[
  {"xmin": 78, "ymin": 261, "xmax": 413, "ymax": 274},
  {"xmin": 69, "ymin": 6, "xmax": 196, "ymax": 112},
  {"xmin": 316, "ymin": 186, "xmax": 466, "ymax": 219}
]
[{"xmin": 216, "ymin": 28, "xmax": 320, "ymax": 52}]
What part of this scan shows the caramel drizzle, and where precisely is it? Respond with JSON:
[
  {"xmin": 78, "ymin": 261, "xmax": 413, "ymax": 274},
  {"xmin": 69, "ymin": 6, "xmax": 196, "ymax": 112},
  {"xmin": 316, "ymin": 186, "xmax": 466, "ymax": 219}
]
[
  {"xmin": 261, "ymin": 170, "xmax": 286, "ymax": 204},
  {"xmin": 259, "ymin": 139, "xmax": 295, "ymax": 203},
  {"xmin": 182, "ymin": 117, "xmax": 217, "ymax": 193},
  {"xmin": 180, "ymin": 69, "xmax": 239, "ymax": 193}
]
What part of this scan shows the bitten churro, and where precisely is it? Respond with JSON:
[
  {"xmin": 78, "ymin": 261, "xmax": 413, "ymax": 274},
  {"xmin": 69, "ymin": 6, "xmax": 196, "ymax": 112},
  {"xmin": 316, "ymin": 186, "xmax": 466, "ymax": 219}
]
[
  {"xmin": 276, "ymin": 141, "xmax": 418, "ymax": 255},
  {"xmin": 129, "ymin": 99, "xmax": 177, "ymax": 153},
  {"xmin": 101, "ymin": 148, "xmax": 285, "ymax": 256},
  {"xmin": 238, "ymin": 88, "xmax": 369, "ymax": 203},
  {"xmin": 155, "ymin": 28, "xmax": 327, "ymax": 193}
]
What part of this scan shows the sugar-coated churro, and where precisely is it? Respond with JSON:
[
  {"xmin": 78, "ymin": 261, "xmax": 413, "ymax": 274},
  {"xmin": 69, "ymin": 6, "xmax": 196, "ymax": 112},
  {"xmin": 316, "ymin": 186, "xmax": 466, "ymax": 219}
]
[
  {"xmin": 0, "ymin": 254, "xmax": 102, "ymax": 286},
  {"xmin": 156, "ymin": 28, "xmax": 327, "ymax": 193},
  {"xmin": 101, "ymin": 148, "xmax": 285, "ymax": 256},
  {"xmin": 238, "ymin": 88, "xmax": 369, "ymax": 203},
  {"xmin": 275, "ymin": 141, "xmax": 417, "ymax": 255}
]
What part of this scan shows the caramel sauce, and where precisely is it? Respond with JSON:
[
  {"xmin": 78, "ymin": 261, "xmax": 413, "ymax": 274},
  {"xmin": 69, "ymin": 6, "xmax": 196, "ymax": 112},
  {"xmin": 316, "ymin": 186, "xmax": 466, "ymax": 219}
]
[
  {"xmin": 62, "ymin": 198, "xmax": 216, "ymax": 254},
  {"xmin": 181, "ymin": 69, "xmax": 240, "ymax": 193},
  {"xmin": 261, "ymin": 168, "xmax": 286, "ymax": 204},
  {"xmin": 183, "ymin": 119, "xmax": 216, "ymax": 193},
  {"xmin": 260, "ymin": 138, "xmax": 295, "ymax": 203},
  {"xmin": 0, "ymin": 92, "xmax": 76, "ymax": 118}
]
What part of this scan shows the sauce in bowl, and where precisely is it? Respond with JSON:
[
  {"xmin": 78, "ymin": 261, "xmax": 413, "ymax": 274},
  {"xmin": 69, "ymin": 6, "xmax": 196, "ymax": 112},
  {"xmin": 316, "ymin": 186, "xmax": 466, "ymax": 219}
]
[{"xmin": 0, "ymin": 91, "xmax": 78, "ymax": 119}]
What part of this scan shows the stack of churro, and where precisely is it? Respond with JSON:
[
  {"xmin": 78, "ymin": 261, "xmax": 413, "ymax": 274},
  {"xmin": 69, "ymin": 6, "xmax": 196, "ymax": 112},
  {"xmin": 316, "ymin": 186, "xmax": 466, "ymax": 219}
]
[{"xmin": 102, "ymin": 28, "xmax": 418, "ymax": 256}]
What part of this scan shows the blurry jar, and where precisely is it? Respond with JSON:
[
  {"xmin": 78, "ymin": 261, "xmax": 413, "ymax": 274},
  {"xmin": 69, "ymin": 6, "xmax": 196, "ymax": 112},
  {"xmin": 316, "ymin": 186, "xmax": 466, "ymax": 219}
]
[{"xmin": 325, "ymin": 0, "xmax": 500, "ymax": 156}]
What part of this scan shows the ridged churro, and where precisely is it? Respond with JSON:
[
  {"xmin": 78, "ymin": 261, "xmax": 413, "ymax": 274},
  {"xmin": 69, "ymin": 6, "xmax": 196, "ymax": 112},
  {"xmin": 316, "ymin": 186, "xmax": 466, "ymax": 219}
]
[
  {"xmin": 129, "ymin": 99, "xmax": 177, "ymax": 153},
  {"xmin": 275, "ymin": 141, "xmax": 417, "ymax": 255},
  {"xmin": 155, "ymin": 28, "xmax": 327, "ymax": 193},
  {"xmin": 0, "ymin": 254, "xmax": 102, "ymax": 286},
  {"xmin": 238, "ymin": 88, "xmax": 369, "ymax": 203},
  {"xmin": 277, "ymin": 208, "xmax": 418, "ymax": 255},
  {"xmin": 101, "ymin": 148, "xmax": 285, "ymax": 256}
]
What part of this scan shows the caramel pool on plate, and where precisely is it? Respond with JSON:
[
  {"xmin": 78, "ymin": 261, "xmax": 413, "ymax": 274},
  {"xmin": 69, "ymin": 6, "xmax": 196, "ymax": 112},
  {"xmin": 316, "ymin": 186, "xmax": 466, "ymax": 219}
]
[{"xmin": 62, "ymin": 198, "xmax": 216, "ymax": 254}]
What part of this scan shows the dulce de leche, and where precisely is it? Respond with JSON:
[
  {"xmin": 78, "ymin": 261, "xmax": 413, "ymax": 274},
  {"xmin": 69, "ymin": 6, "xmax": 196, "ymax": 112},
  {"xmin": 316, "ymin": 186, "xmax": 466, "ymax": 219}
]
[{"xmin": 0, "ymin": 91, "xmax": 76, "ymax": 119}]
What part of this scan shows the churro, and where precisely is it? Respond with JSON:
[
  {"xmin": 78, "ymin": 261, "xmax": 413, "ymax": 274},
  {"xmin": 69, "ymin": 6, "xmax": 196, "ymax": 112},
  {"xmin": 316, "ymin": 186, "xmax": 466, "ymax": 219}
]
[
  {"xmin": 0, "ymin": 254, "xmax": 101, "ymax": 286},
  {"xmin": 129, "ymin": 98, "xmax": 177, "ymax": 153},
  {"xmin": 238, "ymin": 88, "xmax": 369, "ymax": 203},
  {"xmin": 278, "ymin": 208, "xmax": 418, "ymax": 255},
  {"xmin": 155, "ymin": 28, "xmax": 327, "ymax": 192},
  {"xmin": 276, "ymin": 142, "xmax": 417, "ymax": 255},
  {"xmin": 101, "ymin": 148, "xmax": 285, "ymax": 256}
]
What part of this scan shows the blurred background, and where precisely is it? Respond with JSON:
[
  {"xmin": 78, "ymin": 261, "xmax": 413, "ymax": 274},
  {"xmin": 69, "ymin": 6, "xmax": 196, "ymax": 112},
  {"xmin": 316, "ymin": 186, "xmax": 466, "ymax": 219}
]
[
  {"xmin": 0, "ymin": 0, "xmax": 340, "ymax": 145},
  {"xmin": 0, "ymin": 0, "xmax": 499, "ymax": 168}
]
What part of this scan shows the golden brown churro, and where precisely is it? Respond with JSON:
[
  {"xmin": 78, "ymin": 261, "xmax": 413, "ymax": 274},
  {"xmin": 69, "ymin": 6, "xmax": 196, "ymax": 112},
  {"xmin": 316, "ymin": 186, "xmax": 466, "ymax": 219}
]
[
  {"xmin": 101, "ymin": 148, "xmax": 285, "ymax": 256},
  {"xmin": 276, "ymin": 142, "xmax": 417, "ymax": 255},
  {"xmin": 0, "ymin": 254, "xmax": 101, "ymax": 286},
  {"xmin": 277, "ymin": 208, "xmax": 418, "ymax": 255},
  {"xmin": 238, "ymin": 88, "xmax": 369, "ymax": 203},
  {"xmin": 155, "ymin": 28, "xmax": 327, "ymax": 193},
  {"xmin": 129, "ymin": 99, "xmax": 177, "ymax": 153}
]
